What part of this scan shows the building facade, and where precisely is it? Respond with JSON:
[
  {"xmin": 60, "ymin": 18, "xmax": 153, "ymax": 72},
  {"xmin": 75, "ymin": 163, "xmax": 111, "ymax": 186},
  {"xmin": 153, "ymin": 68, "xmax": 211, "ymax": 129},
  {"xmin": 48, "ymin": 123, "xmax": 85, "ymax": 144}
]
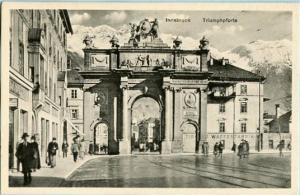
[
  {"xmin": 78, "ymin": 19, "xmax": 265, "ymax": 155},
  {"xmin": 9, "ymin": 9, "xmax": 73, "ymax": 169},
  {"xmin": 65, "ymin": 69, "xmax": 85, "ymax": 144}
]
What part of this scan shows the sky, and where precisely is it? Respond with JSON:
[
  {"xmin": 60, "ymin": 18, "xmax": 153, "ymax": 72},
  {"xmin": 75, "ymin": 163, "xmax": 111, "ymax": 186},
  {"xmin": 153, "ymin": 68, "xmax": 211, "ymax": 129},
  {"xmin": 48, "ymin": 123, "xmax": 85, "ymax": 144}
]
[{"xmin": 68, "ymin": 10, "xmax": 292, "ymax": 51}]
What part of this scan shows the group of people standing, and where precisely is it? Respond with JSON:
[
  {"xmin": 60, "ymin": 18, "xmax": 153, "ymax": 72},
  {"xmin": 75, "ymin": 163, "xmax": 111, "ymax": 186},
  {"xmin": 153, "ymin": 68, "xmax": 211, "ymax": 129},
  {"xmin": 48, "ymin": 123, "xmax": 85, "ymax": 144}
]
[
  {"xmin": 213, "ymin": 141, "xmax": 225, "ymax": 158},
  {"xmin": 236, "ymin": 139, "xmax": 250, "ymax": 159},
  {"xmin": 15, "ymin": 132, "xmax": 86, "ymax": 185},
  {"xmin": 210, "ymin": 140, "xmax": 249, "ymax": 159}
]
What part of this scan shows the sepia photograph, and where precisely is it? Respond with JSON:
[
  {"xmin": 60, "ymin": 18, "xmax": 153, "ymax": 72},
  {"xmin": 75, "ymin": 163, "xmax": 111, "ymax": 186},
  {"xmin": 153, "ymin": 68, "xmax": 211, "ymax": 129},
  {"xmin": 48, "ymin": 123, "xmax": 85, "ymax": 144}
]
[{"xmin": 1, "ymin": 2, "xmax": 298, "ymax": 194}]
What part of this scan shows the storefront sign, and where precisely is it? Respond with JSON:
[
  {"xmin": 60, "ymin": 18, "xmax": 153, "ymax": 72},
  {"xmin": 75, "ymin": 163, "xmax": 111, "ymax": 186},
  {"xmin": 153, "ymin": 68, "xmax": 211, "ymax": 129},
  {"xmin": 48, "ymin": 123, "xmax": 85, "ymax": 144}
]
[
  {"xmin": 9, "ymin": 79, "xmax": 29, "ymax": 101},
  {"xmin": 9, "ymin": 98, "xmax": 18, "ymax": 108},
  {"xmin": 209, "ymin": 134, "xmax": 256, "ymax": 139}
]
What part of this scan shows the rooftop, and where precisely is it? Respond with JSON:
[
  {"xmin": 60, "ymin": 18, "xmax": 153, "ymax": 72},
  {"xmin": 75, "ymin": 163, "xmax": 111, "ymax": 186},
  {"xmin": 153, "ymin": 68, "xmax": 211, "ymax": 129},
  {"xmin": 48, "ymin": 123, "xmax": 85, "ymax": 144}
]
[{"xmin": 208, "ymin": 58, "xmax": 265, "ymax": 82}]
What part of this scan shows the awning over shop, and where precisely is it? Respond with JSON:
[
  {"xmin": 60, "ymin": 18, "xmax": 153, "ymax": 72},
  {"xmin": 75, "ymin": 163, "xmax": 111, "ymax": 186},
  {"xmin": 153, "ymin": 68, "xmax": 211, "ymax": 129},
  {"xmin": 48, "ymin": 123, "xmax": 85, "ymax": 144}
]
[{"xmin": 64, "ymin": 118, "xmax": 85, "ymax": 135}]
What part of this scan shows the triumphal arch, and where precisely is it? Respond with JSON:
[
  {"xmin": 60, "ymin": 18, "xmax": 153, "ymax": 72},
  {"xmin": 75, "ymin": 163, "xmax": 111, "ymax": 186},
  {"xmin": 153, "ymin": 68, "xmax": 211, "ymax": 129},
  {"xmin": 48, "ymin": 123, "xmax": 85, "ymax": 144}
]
[{"xmin": 80, "ymin": 19, "xmax": 211, "ymax": 154}]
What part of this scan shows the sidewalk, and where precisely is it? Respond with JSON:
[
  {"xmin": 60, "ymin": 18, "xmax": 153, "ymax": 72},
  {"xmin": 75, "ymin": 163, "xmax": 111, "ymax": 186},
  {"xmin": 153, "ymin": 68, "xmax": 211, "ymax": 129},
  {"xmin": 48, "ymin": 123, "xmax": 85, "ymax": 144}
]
[{"xmin": 9, "ymin": 154, "xmax": 99, "ymax": 185}]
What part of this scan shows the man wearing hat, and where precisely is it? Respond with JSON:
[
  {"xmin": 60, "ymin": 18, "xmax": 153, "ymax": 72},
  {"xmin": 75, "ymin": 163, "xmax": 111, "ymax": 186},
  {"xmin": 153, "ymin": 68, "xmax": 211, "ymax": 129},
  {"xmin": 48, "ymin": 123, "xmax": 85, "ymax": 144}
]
[
  {"xmin": 15, "ymin": 133, "xmax": 34, "ymax": 185},
  {"xmin": 47, "ymin": 137, "xmax": 59, "ymax": 168}
]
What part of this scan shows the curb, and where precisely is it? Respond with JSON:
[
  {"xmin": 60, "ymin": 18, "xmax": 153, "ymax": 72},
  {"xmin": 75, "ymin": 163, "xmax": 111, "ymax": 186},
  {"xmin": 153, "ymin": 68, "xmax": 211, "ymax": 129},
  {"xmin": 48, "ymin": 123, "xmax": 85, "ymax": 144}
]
[{"xmin": 64, "ymin": 156, "xmax": 99, "ymax": 180}]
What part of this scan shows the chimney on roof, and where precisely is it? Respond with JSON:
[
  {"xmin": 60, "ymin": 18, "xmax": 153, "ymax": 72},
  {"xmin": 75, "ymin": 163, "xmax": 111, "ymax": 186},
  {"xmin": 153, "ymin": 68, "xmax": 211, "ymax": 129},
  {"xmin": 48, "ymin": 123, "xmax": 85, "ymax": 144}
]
[
  {"xmin": 221, "ymin": 58, "xmax": 229, "ymax": 66},
  {"xmin": 275, "ymin": 104, "xmax": 280, "ymax": 119},
  {"xmin": 210, "ymin": 54, "xmax": 213, "ymax": 66}
]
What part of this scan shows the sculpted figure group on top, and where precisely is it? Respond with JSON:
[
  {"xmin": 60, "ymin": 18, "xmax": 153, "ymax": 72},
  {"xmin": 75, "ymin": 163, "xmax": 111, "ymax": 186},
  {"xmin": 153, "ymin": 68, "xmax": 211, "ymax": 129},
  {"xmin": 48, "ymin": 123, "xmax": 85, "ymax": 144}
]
[{"xmin": 129, "ymin": 18, "xmax": 159, "ymax": 44}]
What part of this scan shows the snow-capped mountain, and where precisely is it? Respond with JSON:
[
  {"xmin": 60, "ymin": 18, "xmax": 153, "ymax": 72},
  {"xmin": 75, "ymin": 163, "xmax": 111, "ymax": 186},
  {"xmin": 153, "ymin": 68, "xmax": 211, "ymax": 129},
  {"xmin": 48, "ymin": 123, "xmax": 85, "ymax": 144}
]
[{"xmin": 67, "ymin": 24, "xmax": 292, "ymax": 115}]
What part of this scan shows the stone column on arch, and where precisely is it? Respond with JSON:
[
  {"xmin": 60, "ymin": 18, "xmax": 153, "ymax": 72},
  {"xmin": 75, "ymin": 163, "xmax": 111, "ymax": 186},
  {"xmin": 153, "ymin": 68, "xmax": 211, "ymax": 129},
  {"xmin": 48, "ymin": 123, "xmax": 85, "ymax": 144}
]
[
  {"xmin": 199, "ymin": 87, "xmax": 208, "ymax": 150},
  {"xmin": 83, "ymin": 84, "xmax": 95, "ymax": 143},
  {"xmin": 119, "ymin": 77, "xmax": 131, "ymax": 154},
  {"xmin": 161, "ymin": 77, "xmax": 173, "ymax": 154}
]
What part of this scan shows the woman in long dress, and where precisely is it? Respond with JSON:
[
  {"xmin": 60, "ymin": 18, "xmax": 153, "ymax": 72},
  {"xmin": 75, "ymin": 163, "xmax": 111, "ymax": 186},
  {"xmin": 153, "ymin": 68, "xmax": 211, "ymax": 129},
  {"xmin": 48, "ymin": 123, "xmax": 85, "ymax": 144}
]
[{"xmin": 30, "ymin": 135, "xmax": 41, "ymax": 171}]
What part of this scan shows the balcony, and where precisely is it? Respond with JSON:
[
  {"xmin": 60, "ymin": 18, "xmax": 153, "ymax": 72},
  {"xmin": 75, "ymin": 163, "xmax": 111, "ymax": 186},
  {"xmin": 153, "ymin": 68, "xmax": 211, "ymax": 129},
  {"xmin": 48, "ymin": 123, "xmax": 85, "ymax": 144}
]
[
  {"xmin": 28, "ymin": 28, "xmax": 46, "ymax": 49},
  {"xmin": 208, "ymin": 82, "xmax": 236, "ymax": 103}
]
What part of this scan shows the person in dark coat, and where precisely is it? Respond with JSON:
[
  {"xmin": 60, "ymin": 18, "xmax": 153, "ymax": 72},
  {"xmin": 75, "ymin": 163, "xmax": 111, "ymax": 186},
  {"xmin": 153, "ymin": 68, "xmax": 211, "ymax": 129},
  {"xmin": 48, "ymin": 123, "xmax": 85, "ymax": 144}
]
[
  {"xmin": 231, "ymin": 142, "xmax": 236, "ymax": 153},
  {"xmin": 71, "ymin": 137, "xmax": 80, "ymax": 162},
  {"xmin": 245, "ymin": 140, "xmax": 250, "ymax": 158},
  {"xmin": 276, "ymin": 140, "xmax": 285, "ymax": 157},
  {"xmin": 30, "ymin": 135, "xmax": 41, "ymax": 171},
  {"xmin": 237, "ymin": 141, "xmax": 243, "ymax": 159},
  {"xmin": 62, "ymin": 140, "xmax": 69, "ymax": 158},
  {"xmin": 218, "ymin": 141, "xmax": 224, "ymax": 158},
  {"xmin": 213, "ymin": 142, "xmax": 219, "ymax": 157},
  {"xmin": 15, "ymin": 133, "xmax": 34, "ymax": 185},
  {"xmin": 47, "ymin": 137, "xmax": 59, "ymax": 168},
  {"xmin": 242, "ymin": 140, "xmax": 247, "ymax": 158}
]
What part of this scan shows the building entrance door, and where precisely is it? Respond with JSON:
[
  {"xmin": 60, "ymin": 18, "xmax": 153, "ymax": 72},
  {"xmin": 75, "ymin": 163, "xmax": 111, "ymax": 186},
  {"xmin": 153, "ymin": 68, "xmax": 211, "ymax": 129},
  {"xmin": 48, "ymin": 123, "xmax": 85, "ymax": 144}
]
[
  {"xmin": 182, "ymin": 123, "xmax": 197, "ymax": 153},
  {"xmin": 9, "ymin": 108, "xmax": 15, "ymax": 169},
  {"xmin": 131, "ymin": 97, "xmax": 161, "ymax": 154},
  {"xmin": 94, "ymin": 123, "xmax": 108, "ymax": 154}
]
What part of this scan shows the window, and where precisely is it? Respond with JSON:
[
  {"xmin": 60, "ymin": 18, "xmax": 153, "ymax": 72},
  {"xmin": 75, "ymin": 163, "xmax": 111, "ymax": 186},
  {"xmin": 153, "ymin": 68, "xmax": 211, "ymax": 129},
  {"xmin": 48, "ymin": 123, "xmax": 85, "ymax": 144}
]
[
  {"xmin": 219, "ymin": 122, "xmax": 225, "ymax": 133},
  {"xmin": 43, "ymin": 23, "xmax": 47, "ymax": 38},
  {"xmin": 29, "ymin": 65, "xmax": 34, "ymax": 82},
  {"xmin": 45, "ymin": 70, "xmax": 48, "ymax": 96},
  {"xmin": 269, "ymin": 140, "xmax": 274, "ymax": 149},
  {"xmin": 240, "ymin": 84, "xmax": 247, "ymax": 95},
  {"xmin": 281, "ymin": 140, "xmax": 285, "ymax": 148},
  {"xmin": 18, "ymin": 43, "xmax": 24, "ymax": 75},
  {"xmin": 71, "ymin": 109, "xmax": 78, "ymax": 119},
  {"xmin": 220, "ymin": 87, "xmax": 226, "ymax": 96},
  {"xmin": 71, "ymin": 89, "xmax": 77, "ymax": 98},
  {"xmin": 58, "ymin": 96, "xmax": 62, "ymax": 106},
  {"xmin": 60, "ymin": 58, "xmax": 63, "ymax": 71},
  {"xmin": 57, "ymin": 51, "xmax": 59, "ymax": 70},
  {"xmin": 40, "ymin": 55, "xmax": 44, "ymax": 90},
  {"xmin": 18, "ymin": 16, "xmax": 24, "ymax": 75},
  {"xmin": 219, "ymin": 103, "xmax": 225, "ymax": 113},
  {"xmin": 20, "ymin": 110, "xmax": 28, "ymax": 134},
  {"xmin": 241, "ymin": 123, "xmax": 247, "ymax": 133},
  {"xmin": 240, "ymin": 102, "xmax": 247, "ymax": 113}
]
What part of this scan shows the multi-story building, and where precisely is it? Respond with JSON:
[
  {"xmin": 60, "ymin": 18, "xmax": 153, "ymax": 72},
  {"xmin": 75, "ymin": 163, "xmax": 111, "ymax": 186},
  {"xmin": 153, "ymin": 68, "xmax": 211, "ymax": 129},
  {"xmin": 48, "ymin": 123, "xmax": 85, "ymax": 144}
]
[
  {"xmin": 262, "ymin": 105, "xmax": 291, "ymax": 150},
  {"xmin": 9, "ymin": 9, "xmax": 73, "ymax": 169},
  {"xmin": 65, "ymin": 67, "xmax": 85, "ymax": 143},
  {"xmin": 206, "ymin": 58, "xmax": 264, "ymax": 151}
]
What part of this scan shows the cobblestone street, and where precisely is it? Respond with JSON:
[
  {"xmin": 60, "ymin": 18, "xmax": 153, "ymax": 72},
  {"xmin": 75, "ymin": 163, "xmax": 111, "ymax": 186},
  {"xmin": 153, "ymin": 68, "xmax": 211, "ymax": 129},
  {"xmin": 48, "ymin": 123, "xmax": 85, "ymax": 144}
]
[{"xmin": 9, "ymin": 153, "xmax": 291, "ymax": 188}]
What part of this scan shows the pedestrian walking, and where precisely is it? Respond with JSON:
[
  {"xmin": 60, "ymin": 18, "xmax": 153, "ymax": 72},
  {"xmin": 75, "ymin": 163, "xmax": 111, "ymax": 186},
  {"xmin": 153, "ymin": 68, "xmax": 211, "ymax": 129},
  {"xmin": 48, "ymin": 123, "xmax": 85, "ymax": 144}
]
[
  {"xmin": 71, "ymin": 138, "xmax": 80, "ymax": 162},
  {"xmin": 276, "ymin": 140, "xmax": 284, "ymax": 157},
  {"xmin": 79, "ymin": 139, "xmax": 85, "ymax": 159},
  {"xmin": 237, "ymin": 141, "xmax": 243, "ymax": 159},
  {"xmin": 202, "ymin": 142, "xmax": 209, "ymax": 156},
  {"xmin": 242, "ymin": 140, "xmax": 247, "ymax": 158},
  {"xmin": 30, "ymin": 136, "xmax": 41, "ymax": 171},
  {"xmin": 287, "ymin": 142, "xmax": 291, "ymax": 151},
  {"xmin": 62, "ymin": 140, "xmax": 69, "ymax": 158},
  {"xmin": 88, "ymin": 141, "xmax": 94, "ymax": 155},
  {"xmin": 47, "ymin": 137, "xmax": 59, "ymax": 168},
  {"xmin": 213, "ymin": 142, "xmax": 219, "ymax": 157},
  {"xmin": 245, "ymin": 140, "xmax": 250, "ymax": 158},
  {"xmin": 231, "ymin": 142, "xmax": 236, "ymax": 153},
  {"xmin": 15, "ymin": 133, "xmax": 34, "ymax": 185},
  {"xmin": 218, "ymin": 141, "xmax": 224, "ymax": 158},
  {"xmin": 16, "ymin": 138, "xmax": 23, "ymax": 172}
]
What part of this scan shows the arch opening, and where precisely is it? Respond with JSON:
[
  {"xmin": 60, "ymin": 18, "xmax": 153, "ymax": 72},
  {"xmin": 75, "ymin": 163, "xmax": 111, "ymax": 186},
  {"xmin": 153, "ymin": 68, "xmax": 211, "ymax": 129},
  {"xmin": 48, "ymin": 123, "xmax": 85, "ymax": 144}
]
[{"xmin": 131, "ymin": 96, "xmax": 161, "ymax": 154}]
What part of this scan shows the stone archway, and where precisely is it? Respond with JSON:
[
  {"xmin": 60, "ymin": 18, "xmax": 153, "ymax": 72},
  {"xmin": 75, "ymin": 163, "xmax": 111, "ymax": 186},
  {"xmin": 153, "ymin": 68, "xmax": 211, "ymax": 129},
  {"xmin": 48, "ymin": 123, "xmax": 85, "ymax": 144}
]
[
  {"xmin": 181, "ymin": 122, "xmax": 198, "ymax": 153},
  {"xmin": 94, "ymin": 122, "xmax": 109, "ymax": 154},
  {"xmin": 130, "ymin": 96, "xmax": 162, "ymax": 153}
]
